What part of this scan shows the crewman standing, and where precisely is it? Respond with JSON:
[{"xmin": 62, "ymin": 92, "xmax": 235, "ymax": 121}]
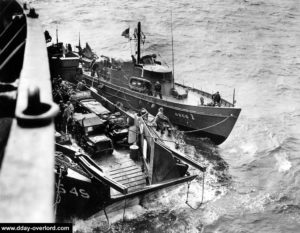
[
  {"xmin": 153, "ymin": 107, "xmax": 169, "ymax": 134},
  {"xmin": 212, "ymin": 91, "xmax": 221, "ymax": 106}
]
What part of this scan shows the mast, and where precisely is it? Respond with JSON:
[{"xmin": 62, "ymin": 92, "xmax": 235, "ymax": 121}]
[
  {"xmin": 171, "ymin": 11, "xmax": 175, "ymax": 89},
  {"xmin": 56, "ymin": 26, "xmax": 58, "ymax": 44},
  {"xmin": 78, "ymin": 32, "xmax": 81, "ymax": 48},
  {"xmin": 137, "ymin": 22, "xmax": 141, "ymax": 64}
]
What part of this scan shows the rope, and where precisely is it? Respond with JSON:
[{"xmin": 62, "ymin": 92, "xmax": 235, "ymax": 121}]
[
  {"xmin": 102, "ymin": 204, "xmax": 111, "ymax": 233},
  {"xmin": 53, "ymin": 166, "xmax": 64, "ymax": 215},
  {"xmin": 182, "ymin": 115, "xmax": 231, "ymax": 134},
  {"xmin": 120, "ymin": 195, "xmax": 127, "ymax": 232},
  {"xmin": 185, "ymin": 171, "xmax": 205, "ymax": 210},
  {"xmin": 122, "ymin": 196, "xmax": 127, "ymax": 222}
]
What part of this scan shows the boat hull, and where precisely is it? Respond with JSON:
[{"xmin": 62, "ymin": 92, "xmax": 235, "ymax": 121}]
[
  {"xmin": 82, "ymin": 75, "xmax": 241, "ymax": 145},
  {"xmin": 55, "ymin": 169, "xmax": 195, "ymax": 221}
]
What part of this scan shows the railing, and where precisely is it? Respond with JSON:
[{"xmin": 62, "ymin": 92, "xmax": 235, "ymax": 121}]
[{"xmin": 0, "ymin": 2, "xmax": 56, "ymax": 223}]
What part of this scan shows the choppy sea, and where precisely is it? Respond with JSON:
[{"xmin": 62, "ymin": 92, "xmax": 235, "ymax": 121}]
[{"xmin": 33, "ymin": 0, "xmax": 300, "ymax": 232}]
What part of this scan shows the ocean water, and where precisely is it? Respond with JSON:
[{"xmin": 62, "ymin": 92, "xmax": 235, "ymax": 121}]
[{"xmin": 33, "ymin": 0, "xmax": 300, "ymax": 232}]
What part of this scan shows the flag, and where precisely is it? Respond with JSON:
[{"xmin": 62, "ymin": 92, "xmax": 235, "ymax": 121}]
[
  {"xmin": 133, "ymin": 28, "xmax": 138, "ymax": 39},
  {"xmin": 121, "ymin": 28, "xmax": 130, "ymax": 38},
  {"xmin": 133, "ymin": 28, "xmax": 146, "ymax": 44}
]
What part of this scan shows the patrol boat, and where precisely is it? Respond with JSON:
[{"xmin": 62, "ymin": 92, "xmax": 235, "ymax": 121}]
[{"xmin": 81, "ymin": 22, "xmax": 241, "ymax": 145}]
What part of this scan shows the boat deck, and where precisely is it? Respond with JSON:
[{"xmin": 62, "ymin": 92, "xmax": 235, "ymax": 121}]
[
  {"xmin": 108, "ymin": 158, "xmax": 146, "ymax": 197},
  {"xmin": 68, "ymin": 142, "xmax": 147, "ymax": 197},
  {"xmin": 83, "ymin": 72, "xmax": 233, "ymax": 108}
]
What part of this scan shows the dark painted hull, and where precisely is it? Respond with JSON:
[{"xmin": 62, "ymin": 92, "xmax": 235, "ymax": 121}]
[
  {"xmin": 55, "ymin": 168, "xmax": 196, "ymax": 220},
  {"xmin": 55, "ymin": 171, "xmax": 106, "ymax": 221},
  {"xmin": 82, "ymin": 75, "xmax": 241, "ymax": 145}
]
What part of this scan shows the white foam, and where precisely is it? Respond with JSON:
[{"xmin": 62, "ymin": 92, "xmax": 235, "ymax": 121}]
[
  {"xmin": 240, "ymin": 142, "xmax": 258, "ymax": 156},
  {"xmin": 275, "ymin": 152, "xmax": 291, "ymax": 172},
  {"xmin": 74, "ymin": 204, "xmax": 146, "ymax": 232},
  {"xmin": 267, "ymin": 131, "xmax": 292, "ymax": 172}
]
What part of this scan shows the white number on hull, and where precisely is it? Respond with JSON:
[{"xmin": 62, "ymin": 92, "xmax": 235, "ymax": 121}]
[
  {"xmin": 56, "ymin": 183, "xmax": 90, "ymax": 199},
  {"xmin": 175, "ymin": 112, "xmax": 194, "ymax": 120}
]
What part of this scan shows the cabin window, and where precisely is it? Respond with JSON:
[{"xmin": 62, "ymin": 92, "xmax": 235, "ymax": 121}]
[{"xmin": 130, "ymin": 79, "xmax": 149, "ymax": 92}]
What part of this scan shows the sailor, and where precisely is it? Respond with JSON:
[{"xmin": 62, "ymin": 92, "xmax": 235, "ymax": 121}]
[
  {"xmin": 212, "ymin": 91, "xmax": 221, "ymax": 106},
  {"xmin": 67, "ymin": 44, "xmax": 72, "ymax": 52},
  {"xmin": 153, "ymin": 107, "xmax": 169, "ymax": 134},
  {"xmin": 62, "ymin": 105, "xmax": 71, "ymax": 132},
  {"xmin": 44, "ymin": 30, "xmax": 52, "ymax": 43},
  {"xmin": 152, "ymin": 54, "xmax": 161, "ymax": 65},
  {"xmin": 154, "ymin": 81, "xmax": 162, "ymax": 99},
  {"xmin": 76, "ymin": 81, "xmax": 84, "ymax": 91}
]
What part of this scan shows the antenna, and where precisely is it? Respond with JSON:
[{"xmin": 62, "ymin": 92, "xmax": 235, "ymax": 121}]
[
  {"xmin": 78, "ymin": 32, "xmax": 81, "ymax": 48},
  {"xmin": 56, "ymin": 25, "xmax": 58, "ymax": 44},
  {"xmin": 171, "ymin": 10, "xmax": 175, "ymax": 89}
]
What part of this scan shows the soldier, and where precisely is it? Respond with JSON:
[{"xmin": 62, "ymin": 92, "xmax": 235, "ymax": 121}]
[
  {"xmin": 62, "ymin": 104, "xmax": 72, "ymax": 133},
  {"xmin": 153, "ymin": 107, "xmax": 169, "ymax": 134}
]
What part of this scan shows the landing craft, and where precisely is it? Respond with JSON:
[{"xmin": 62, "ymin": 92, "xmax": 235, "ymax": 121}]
[{"xmin": 53, "ymin": 84, "xmax": 206, "ymax": 221}]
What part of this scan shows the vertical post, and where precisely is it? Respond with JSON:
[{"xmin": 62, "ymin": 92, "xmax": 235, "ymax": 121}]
[
  {"xmin": 137, "ymin": 22, "xmax": 141, "ymax": 64},
  {"xmin": 56, "ymin": 25, "xmax": 58, "ymax": 44},
  {"xmin": 78, "ymin": 32, "xmax": 81, "ymax": 48},
  {"xmin": 233, "ymin": 88, "xmax": 235, "ymax": 107}
]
